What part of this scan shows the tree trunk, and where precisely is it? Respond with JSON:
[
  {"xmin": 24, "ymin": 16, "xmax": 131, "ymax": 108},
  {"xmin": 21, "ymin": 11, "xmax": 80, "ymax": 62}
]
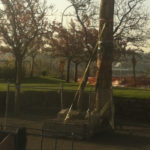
[
  {"xmin": 14, "ymin": 56, "xmax": 22, "ymax": 115},
  {"xmin": 74, "ymin": 63, "xmax": 78, "ymax": 82},
  {"xmin": 94, "ymin": 0, "xmax": 114, "ymax": 128},
  {"xmin": 132, "ymin": 55, "xmax": 136, "ymax": 86},
  {"xmin": 66, "ymin": 58, "xmax": 71, "ymax": 82},
  {"xmin": 30, "ymin": 55, "xmax": 35, "ymax": 78},
  {"xmin": 15, "ymin": 59, "xmax": 17, "ymax": 81}
]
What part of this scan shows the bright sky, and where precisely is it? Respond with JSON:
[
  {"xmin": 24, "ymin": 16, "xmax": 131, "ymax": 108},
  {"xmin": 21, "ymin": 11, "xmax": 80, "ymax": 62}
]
[
  {"xmin": 49, "ymin": 0, "xmax": 150, "ymax": 24},
  {"xmin": 49, "ymin": 0, "xmax": 150, "ymax": 52},
  {"xmin": 51, "ymin": 0, "xmax": 150, "ymax": 13},
  {"xmin": 51, "ymin": 0, "xmax": 71, "ymax": 12}
]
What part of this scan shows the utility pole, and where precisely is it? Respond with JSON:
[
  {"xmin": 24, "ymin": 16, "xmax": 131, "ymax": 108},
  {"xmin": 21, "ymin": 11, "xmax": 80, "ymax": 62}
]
[{"xmin": 94, "ymin": 0, "xmax": 115, "ymax": 128}]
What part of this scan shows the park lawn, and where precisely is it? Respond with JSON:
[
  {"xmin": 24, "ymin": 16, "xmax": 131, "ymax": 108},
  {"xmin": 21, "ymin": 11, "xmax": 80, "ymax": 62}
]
[
  {"xmin": 0, "ymin": 76, "xmax": 150, "ymax": 99},
  {"xmin": 0, "ymin": 76, "xmax": 92, "ymax": 91},
  {"xmin": 113, "ymin": 87, "xmax": 150, "ymax": 99}
]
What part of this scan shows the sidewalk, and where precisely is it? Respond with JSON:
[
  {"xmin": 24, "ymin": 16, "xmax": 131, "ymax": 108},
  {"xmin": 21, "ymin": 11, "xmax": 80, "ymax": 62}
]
[{"xmin": 1, "ymin": 116, "xmax": 150, "ymax": 150}]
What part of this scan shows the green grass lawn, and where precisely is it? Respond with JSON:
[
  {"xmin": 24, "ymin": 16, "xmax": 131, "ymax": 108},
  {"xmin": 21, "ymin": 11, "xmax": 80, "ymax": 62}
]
[
  {"xmin": 113, "ymin": 87, "xmax": 150, "ymax": 99},
  {"xmin": 0, "ymin": 76, "xmax": 150, "ymax": 99},
  {"xmin": 0, "ymin": 76, "xmax": 92, "ymax": 91}
]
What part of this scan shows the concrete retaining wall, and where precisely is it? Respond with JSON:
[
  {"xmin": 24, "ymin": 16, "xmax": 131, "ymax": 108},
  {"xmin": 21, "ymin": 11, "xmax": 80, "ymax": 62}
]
[{"xmin": 0, "ymin": 91, "xmax": 150, "ymax": 123}]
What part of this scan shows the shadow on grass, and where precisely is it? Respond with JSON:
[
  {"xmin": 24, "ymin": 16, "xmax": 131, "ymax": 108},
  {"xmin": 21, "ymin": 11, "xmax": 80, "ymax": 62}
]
[{"xmin": 22, "ymin": 76, "xmax": 66, "ymax": 84}]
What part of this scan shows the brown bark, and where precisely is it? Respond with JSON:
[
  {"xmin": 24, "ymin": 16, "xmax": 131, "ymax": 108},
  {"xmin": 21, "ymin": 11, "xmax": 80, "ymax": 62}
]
[
  {"xmin": 66, "ymin": 58, "xmax": 71, "ymax": 82},
  {"xmin": 74, "ymin": 63, "xmax": 78, "ymax": 82},
  {"xmin": 30, "ymin": 55, "xmax": 35, "ymax": 78},
  {"xmin": 14, "ymin": 56, "xmax": 22, "ymax": 114},
  {"xmin": 132, "ymin": 54, "xmax": 136, "ymax": 86},
  {"xmin": 94, "ymin": 0, "xmax": 114, "ymax": 127}
]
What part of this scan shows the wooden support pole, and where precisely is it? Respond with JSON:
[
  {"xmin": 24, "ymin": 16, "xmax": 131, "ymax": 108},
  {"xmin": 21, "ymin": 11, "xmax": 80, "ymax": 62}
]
[{"xmin": 94, "ymin": 0, "xmax": 115, "ymax": 128}]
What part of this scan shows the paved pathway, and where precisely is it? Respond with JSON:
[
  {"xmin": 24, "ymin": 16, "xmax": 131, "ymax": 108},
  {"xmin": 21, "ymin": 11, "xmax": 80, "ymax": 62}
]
[{"xmin": 0, "ymin": 117, "xmax": 150, "ymax": 150}]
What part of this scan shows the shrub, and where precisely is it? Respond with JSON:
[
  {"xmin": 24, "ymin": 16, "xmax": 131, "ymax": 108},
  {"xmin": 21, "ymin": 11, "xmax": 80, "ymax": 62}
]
[
  {"xmin": 0, "ymin": 67, "xmax": 25, "ymax": 81},
  {"xmin": 0, "ymin": 67, "xmax": 15, "ymax": 80},
  {"xmin": 41, "ymin": 70, "xmax": 47, "ymax": 76}
]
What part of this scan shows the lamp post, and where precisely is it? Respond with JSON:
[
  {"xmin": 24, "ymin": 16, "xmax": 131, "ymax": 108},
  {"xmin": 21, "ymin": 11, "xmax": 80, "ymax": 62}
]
[
  {"xmin": 94, "ymin": 0, "xmax": 115, "ymax": 128},
  {"xmin": 61, "ymin": 5, "xmax": 73, "ymax": 26},
  {"xmin": 61, "ymin": 4, "xmax": 86, "ymax": 26}
]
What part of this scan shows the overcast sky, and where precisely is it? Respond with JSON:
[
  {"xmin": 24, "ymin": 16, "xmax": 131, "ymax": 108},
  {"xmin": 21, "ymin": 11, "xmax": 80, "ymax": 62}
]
[
  {"xmin": 49, "ymin": 0, "xmax": 150, "ymax": 52},
  {"xmin": 51, "ymin": 0, "xmax": 150, "ymax": 13},
  {"xmin": 49, "ymin": 0, "xmax": 150, "ymax": 24}
]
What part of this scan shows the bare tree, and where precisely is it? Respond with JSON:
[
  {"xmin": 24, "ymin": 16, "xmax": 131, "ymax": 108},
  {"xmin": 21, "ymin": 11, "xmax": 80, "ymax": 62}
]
[
  {"xmin": 27, "ymin": 36, "xmax": 44, "ymax": 78},
  {"xmin": 0, "ymin": 0, "xmax": 49, "ymax": 114},
  {"xmin": 46, "ymin": 21, "xmax": 85, "ymax": 82},
  {"xmin": 126, "ymin": 48, "xmax": 143, "ymax": 86},
  {"xmin": 66, "ymin": 0, "xmax": 149, "ymax": 113},
  {"xmin": 114, "ymin": 0, "xmax": 149, "ymax": 46},
  {"xmin": 65, "ymin": 0, "xmax": 99, "ymax": 111}
]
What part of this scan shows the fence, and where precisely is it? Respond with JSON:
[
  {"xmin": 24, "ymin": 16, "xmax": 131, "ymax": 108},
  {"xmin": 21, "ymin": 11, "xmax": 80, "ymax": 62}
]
[{"xmin": 0, "ymin": 124, "xmax": 77, "ymax": 150}]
